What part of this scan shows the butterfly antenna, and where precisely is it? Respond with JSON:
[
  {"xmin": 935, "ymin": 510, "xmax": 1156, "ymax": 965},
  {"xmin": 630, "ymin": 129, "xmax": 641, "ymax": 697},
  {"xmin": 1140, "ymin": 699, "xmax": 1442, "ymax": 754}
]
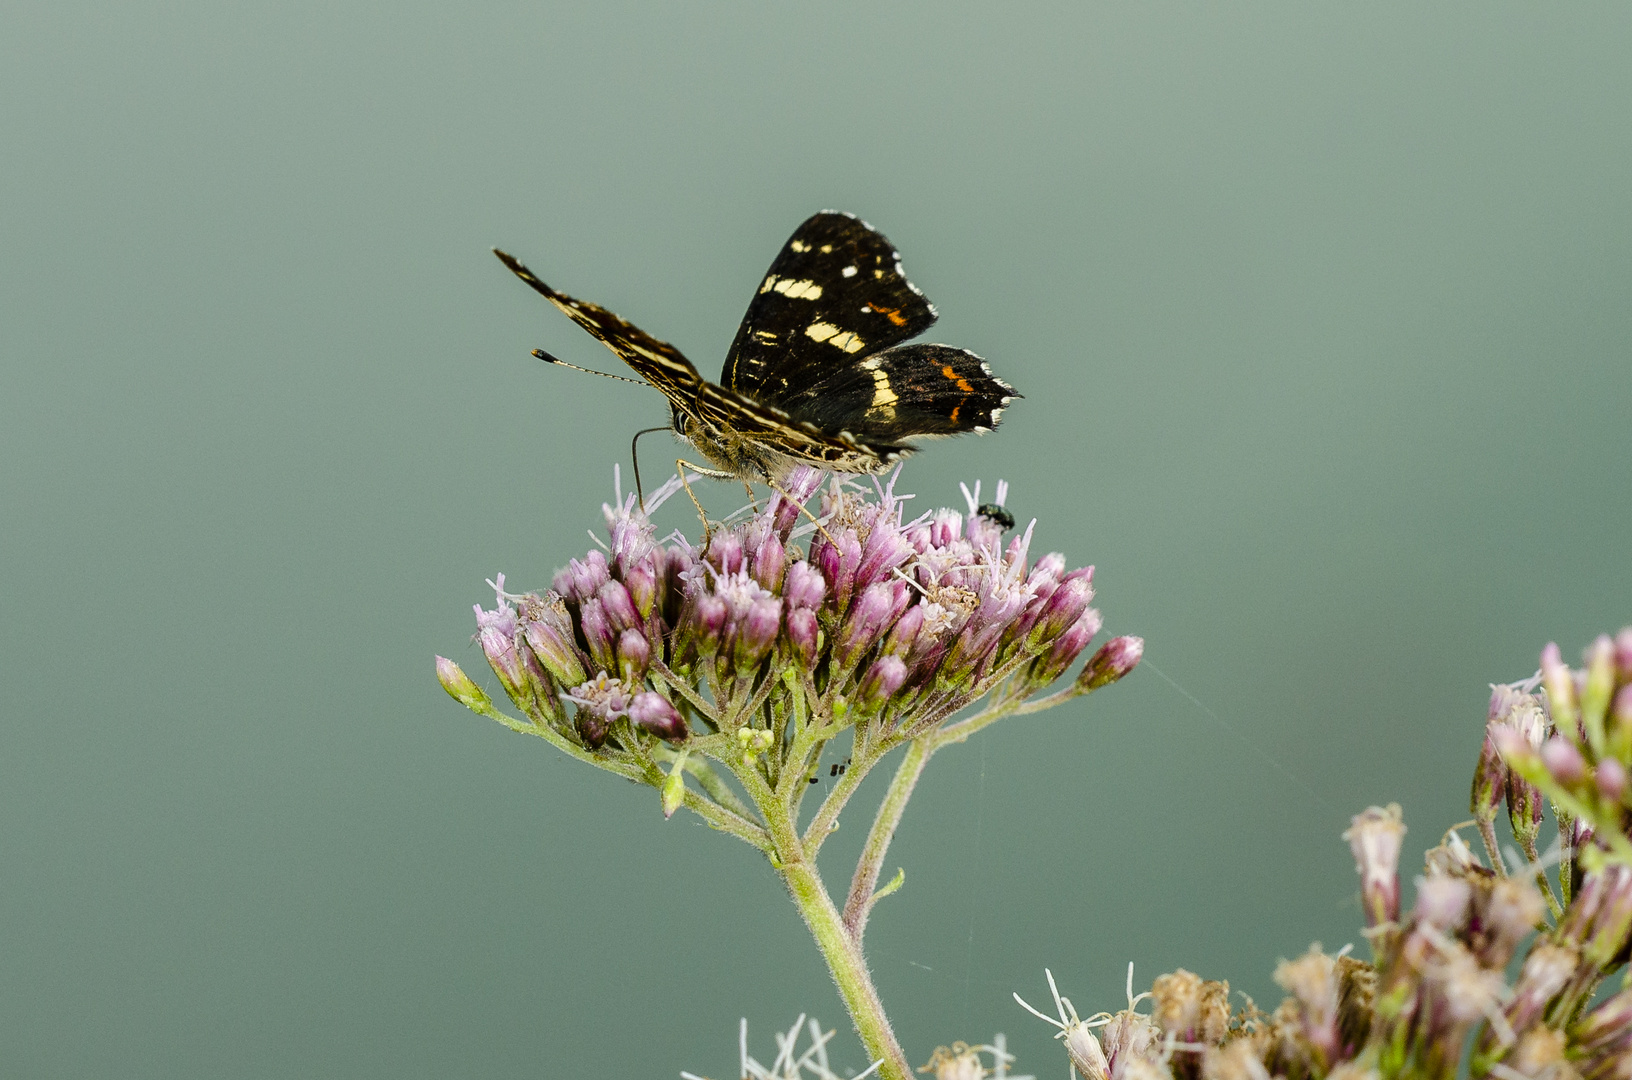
[
  {"xmin": 629, "ymin": 426, "xmax": 670, "ymax": 512},
  {"xmin": 530, "ymin": 349, "xmax": 646, "ymax": 385}
]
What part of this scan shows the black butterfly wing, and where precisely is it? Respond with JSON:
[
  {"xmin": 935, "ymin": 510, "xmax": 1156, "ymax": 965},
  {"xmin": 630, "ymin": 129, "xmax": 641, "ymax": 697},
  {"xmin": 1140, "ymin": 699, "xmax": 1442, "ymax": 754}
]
[
  {"xmin": 493, "ymin": 248, "xmax": 704, "ymax": 404},
  {"xmin": 721, "ymin": 212, "xmax": 938, "ymax": 404},
  {"xmin": 777, "ymin": 343, "xmax": 1017, "ymax": 442}
]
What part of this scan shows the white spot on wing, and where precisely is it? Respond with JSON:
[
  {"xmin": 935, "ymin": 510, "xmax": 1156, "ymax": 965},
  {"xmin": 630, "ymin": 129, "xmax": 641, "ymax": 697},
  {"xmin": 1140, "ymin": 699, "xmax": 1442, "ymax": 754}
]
[
  {"xmin": 773, "ymin": 278, "xmax": 823, "ymax": 300},
  {"xmin": 790, "ymin": 240, "xmax": 809, "ymax": 253},
  {"xmin": 805, "ymin": 322, "xmax": 839, "ymax": 343},
  {"xmin": 842, "ymin": 265, "xmax": 857, "ymax": 278},
  {"xmin": 829, "ymin": 331, "xmax": 865, "ymax": 353}
]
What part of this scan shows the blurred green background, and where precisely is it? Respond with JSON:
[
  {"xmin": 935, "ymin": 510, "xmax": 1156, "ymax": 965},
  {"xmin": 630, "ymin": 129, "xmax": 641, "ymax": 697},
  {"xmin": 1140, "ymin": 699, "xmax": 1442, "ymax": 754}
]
[{"xmin": 4, "ymin": 3, "xmax": 1630, "ymax": 1077}]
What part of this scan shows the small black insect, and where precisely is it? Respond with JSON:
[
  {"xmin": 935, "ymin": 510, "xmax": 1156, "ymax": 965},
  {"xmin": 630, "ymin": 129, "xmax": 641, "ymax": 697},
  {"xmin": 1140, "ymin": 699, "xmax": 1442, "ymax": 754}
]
[
  {"xmin": 975, "ymin": 503, "xmax": 1016, "ymax": 530},
  {"xmin": 494, "ymin": 212, "xmax": 1019, "ymax": 486}
]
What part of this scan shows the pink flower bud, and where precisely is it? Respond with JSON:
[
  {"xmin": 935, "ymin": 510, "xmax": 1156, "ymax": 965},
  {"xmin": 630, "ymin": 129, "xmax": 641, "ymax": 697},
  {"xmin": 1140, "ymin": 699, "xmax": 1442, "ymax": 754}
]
[
  {"xmin": 629, "ymin": 691, "xmax": 686, "ymax": 741},
  {"xmin": 1076, "ymin": 635, "xmax": 1143, "ymax": 693},
  {"xmin": 1414, "ymin": 875, "xmax": 1472, "ymax": 930},
  {"xmin": 854, "ymin": 522, "xmax": 915, "ymax": 591},
  {"xmin": 577, "ymin": 597, "xmax": 616, "ymax": 672},
  {"xmin": 523, "ymin": 618, "xmax": 588, "ymax": 687},
  {"xmin": 706, "ymin": 531, "xmax": 744, "ymax": 575},
  {"xmin": 836, "ymin": 581, "xmax": 898, "ymax": 670},
  {"xmin": 690, "ymin": 594, "xmax": 727, "ymax": 657},
  {"xmin": 1597, "ymin": 757, "xmax": 1627, "ymax": 803},
  {"xmin": 1344, "ymin": 803, "xmax": 1405, "ymax": 929},
  {"xmin": 1027, "ymin": 567, "xmax": 1095, "ymax": 647},
  {"xmin": 617, "ymin": 627, "xmax": 650, "ymax": 684},
  {"xmin": 785, "ymin": 607, "xmax": 819, "ymax": 668},
  {"xmin": 733, "ymin": 597, "xmax": 782, "ymax": 672},
  {"xmin": 1615, "ymin": 626, "xmax": 1632, "ymax": 680},
  {"xmin": 1542, "ymin": 641, "xmax": 1581, "ymax": 742},
  {"xmin": 479, "ymin": 624, "xmax": 532, "ymax": 709},
  {"xmin": 858, "ymin": 655, "xmax": 908, "ymax": 707},
  {"xmin": 1542, "ymin": 736, "xmax": 1587, "ymax": 785},
  {"xmin": 750, "ymin": 529, "xmax": 786, "ymax": 593},
  {"xmin": 623, "ymin": 560, "xmax": 660, "ymax": 619},
  {"xmin": 554, "ymin": 550, "xmax": 609, "ymax": 604},
  {"xmin": 882, "ymin": 604, "xmax": 925, "ymax": 657},
  {"xmin": 1470, "ymin": 725, "xmax": 1508, "ymax": 822},
  {"xmin": 435, "ymin": 656, "xmax": 494, "ymax": 715},
  {"xmin": 1030, "ymin": 608, "xmax": 1101, "ymax": 686},
  {"xmin": 596, "ymin": 579, "xmax": 640, "ymax": 633},
  {"xmin": 771, "ymin": 466, "xmax": 823, "ymax": 535},
  {"xmin": 784, "ymin": 561, "xmax": 827, "ymax": 610}
]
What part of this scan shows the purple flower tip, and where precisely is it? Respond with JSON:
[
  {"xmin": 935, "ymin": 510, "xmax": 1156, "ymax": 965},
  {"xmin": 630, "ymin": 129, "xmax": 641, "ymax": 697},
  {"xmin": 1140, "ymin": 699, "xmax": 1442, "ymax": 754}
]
[
  {"xmin": 630, "ymin": 691, "xmax": 687, "ymax": 741},
  {"xmin": 1076, "ymin": 635, "xmax": 1144, "ymax": 692}
]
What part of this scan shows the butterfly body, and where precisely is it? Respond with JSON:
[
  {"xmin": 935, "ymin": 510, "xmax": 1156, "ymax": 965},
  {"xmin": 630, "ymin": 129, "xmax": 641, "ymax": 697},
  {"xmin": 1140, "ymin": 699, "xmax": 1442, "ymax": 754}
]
[{"xmin": 494, "ymin": 211, "xmax": 1018, "ymax": 484}]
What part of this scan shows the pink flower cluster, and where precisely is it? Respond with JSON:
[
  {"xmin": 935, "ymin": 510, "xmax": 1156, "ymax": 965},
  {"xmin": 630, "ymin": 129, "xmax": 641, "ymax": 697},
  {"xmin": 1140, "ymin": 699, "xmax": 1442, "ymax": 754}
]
[{"xmin": 456, "ymin": 466, "xmax": 1137, "ymax": 751}]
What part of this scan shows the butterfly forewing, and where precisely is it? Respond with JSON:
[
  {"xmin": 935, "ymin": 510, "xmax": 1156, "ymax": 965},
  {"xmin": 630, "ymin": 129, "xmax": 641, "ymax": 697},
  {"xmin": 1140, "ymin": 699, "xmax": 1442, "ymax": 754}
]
[
  {"xmin": 492, "ymin": 248, "xmax": 703, "ymax": 405},
  {"xmin": 722, "ymin": 212, "xmax": 938, "ymax": 406}
]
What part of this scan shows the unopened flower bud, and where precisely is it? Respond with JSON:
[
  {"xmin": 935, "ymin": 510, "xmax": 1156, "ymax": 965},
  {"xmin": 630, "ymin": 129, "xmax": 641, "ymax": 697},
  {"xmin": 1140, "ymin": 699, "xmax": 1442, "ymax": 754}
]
[
  {"xmin": 854, "ymin": 522, "xmax": 915, "ymax": 591},
  {"xmin": 1076, "ymin": 635, "xmax": 1144, "ymax": 693},
  {"xmin": 1030, "ymin": 609, "xmax": 1101, "ymax": 687},
  {"xmin": 1344, "ymin": 803, "xmax": 1405, "ymax": 930},
  {"xmin": 1065, "ymin": 1024, "xmax": 1111, "ymax": 1080},
  {"xmin": 436, "ymin": 656, "xmax": 496, "ymax": 716},
  {"xmin": 577, "ymin": 597, "xmax": 616, "ymax": 672},
  {"xmin": 1542, "ymin": 736, "xmax": 1587, "ymax": 786},
  {"xmin": 1572, "ymin": 984, "xmax": 1632, "ymax": 1064},
  {"xmin": 1581, "ymin": 634, "xmax": 1616, "ymax": 753},
  {"xmin": 1502, "ymin": 943, "xmax": 1577, "ymax": 1035},
  {"xmin": 691, "ymin": 594, "xmax": 727, "ymax": 657},
  {"xmin": 858, "ymin": 655, "xmax": 908, "ymax": 708},
  {"xmin": 1027, "ymin": 567, "xmax": 1095, "ymax": 647},
  {"xmin": 1471, "ymin": 725, "xmax": 1508, "ymax": 823},
  {"xmin": 617, "ymin": 627, "xmax": 650, "ymax": 684},
  {"xmin": 630, "ymin": 691, "xmax": 686, "ymax": 742},
  {"xmin": 1611, "ymin": 684, "xmax": 1632, "ymax": 761},
  {"xmin": 784, "ymin": 561, "xmax": 827, "ymax": 610},
  {"xmin": 882, "ymin": 604, "xmax": 924, "ymax": 657},
  {"xmin": 554, "ymin": 550, "xmax": 609, "ymax": 604},
  {"xmin": 786, "ymin": 607, "xmax": 819, "ymax": 668},
  {"xmin": 817, "ymin": 528, "xmax": 862, "ymax": 612},
  {"xmin": 1597, "ymin": 757, "xmax": 1627, "ymax": 804},
  {"xmin": 523, "ymin": 619, "xmax": 588, "ymax": 687},
  {"xmin": 1616, "ymin": 626, "xmax": 1632, "ymax": 679},
  {"xmin": 1560, "ymin": 865, "xmax": 1632, "ymax": 969},
  {"xmin": 750, "ymin": 529, "xmax": 786, "ymax": 593},
  {"xmin": 661, "ymin": 752, "xmax": 688, "ymax": 818},
  {"xmin": 479, "ymin": 624, "xmax": 534, "ymax": 709},
  {"xmin": 596, "ymin": 579, "xmax": 640, "ymax": 633},
  {"xmin": 1414, "ymin": 874, "xmax": 1472, "ymax": 930},
  {"xmin": 623, "ymin": 560, "xmax": 659, "ymax": 619},
  {"xmin": 771, "ymin": 466, "xmax": 823, "ymax": 534},
  {"xmin": 1542, "ymin": 641, "xmax": 1581, "ymax": 743},
  {"xmin": 836, "ymin": 581, "xmax": 898, "ymax": 670},
  {"xmin": 734, "ymin": 597, "xmax": 782, "ymax": 672},
  {"xmin": 706, "ymin": 531, "xmax": 744, "ymax": 575}
]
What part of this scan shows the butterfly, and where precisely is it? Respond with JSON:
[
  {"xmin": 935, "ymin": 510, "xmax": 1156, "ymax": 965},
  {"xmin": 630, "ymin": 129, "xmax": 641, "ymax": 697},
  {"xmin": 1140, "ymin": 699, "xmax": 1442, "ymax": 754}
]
[{"xmin": 493, "ymin": 211, "xmax": 1019, "ymax": 486}]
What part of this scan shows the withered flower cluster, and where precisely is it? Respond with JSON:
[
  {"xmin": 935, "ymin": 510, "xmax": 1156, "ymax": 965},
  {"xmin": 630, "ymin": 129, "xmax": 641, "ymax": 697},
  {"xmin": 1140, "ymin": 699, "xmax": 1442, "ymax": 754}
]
[{"xmin": 1022, "ymin": 631, "xmax": 1632, "ymax": 1080}]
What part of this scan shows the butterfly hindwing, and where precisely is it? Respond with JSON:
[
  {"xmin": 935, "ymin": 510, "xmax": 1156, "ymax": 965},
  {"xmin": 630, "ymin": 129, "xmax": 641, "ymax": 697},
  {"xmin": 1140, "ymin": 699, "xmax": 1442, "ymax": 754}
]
[
  {"xmin": 775, "ymin": 343, "xmax": 1015, "ymax": 442},
  {"xmin": 721, "ymin": 212, "xmax": 938, "ymax": 405}
]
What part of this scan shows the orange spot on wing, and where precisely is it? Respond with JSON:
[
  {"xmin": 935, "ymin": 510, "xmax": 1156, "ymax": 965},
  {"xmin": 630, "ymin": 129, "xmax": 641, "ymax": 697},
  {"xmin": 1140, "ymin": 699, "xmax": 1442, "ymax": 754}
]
[
  {"xmin": 866, "ymin": 303, "xmax": 909, "ymax": 327},
  {"xmin": 940, "ymin": 364, "xmax": 975, "ymax": 392}
]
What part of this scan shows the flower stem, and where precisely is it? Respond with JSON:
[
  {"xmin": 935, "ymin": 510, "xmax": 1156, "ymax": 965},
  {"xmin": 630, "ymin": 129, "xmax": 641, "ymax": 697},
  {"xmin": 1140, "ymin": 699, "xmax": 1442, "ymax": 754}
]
[
  {"xmin": 843, "ymin": 736, "xmax": 934, "ymax": 941},
  {"xmin": 778, "ymin": 857, "xmax": 913, "ymax": 1080}
]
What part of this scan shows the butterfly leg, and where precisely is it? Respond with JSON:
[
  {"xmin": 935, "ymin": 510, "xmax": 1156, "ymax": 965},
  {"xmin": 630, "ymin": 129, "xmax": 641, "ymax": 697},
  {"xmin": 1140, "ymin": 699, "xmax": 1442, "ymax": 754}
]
[
  {"xmin": 761, "ymin": 473, "xmax": 839, "ymax": 549},
  {"xmin": 674, "ymin": 458, "xmax": 718, "ymax": 546}
]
